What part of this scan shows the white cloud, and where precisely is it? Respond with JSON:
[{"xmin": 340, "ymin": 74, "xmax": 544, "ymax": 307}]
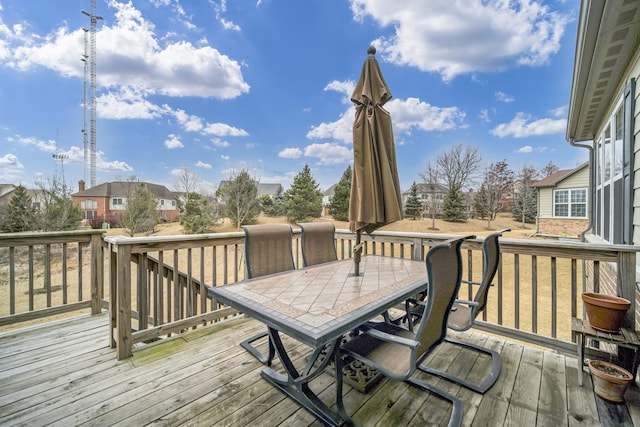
[
  {"xmin": 307, "ymin": 110, "xmax": 353, "ymax": 143},
  {"xmin": 278, "ymin": 148, "xmax": 302, "ymax": 159},
  {"xmin": 387, "ymin": 98, "xmax": 465, "ymax": 132},
  {"xmin": 3, "ymin": 1, "xmax": 249, "ymax": 98},
  {"xmin": 211, "ymin": 138, "xmax": 231, "ymax": 147},
  {"xmin": 202, "ymin": 122, "xmax": 248, "ymax": 137},
  {"xmin": 0, "ymin": 153, "xmax": 23, "ymax": 168},
  {"xmin": 350, "ymin": 0, "xmax": 570, "ymax": 81},
  {"xmin": 491, "ymin": 112, "xmax": 566, "ymax": 138},
  {"xmin": 479, "ymin": 109, "xmax": 490, "ymax": 123},
  {"xmin": 164, "ymin": 134, "xmax": 184, "ymax": 149},
  {"xmin": 304, "ymin": 143, "xmax": 352, "ymax": 165},
  {"xmin": 516, "ymin": 145, "xmax": 533, "ymax": 153},
  {"xmin": 550, "ymin": 105, "xmax": 568, "ymax": 117},
  {"xmin": 195, "ymin": 160, "xmax": 212, "ymax": 169},
  {"xmin": 221, "ymin": 154, "xmax": 230, "ymax": 160},
  {"xmin": 98, "ymin": 88, "xmax": 167, "ymax": 120},
  {"xmin": 8, "ymin": 135, "xmax": 57, "ymax": 153},
  {"xmin": 495, "ymin": 91, "xmax": 514, "ymax": 103}
]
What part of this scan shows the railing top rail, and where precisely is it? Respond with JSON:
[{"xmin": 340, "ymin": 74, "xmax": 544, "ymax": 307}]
[{"xmin": 0, "ymin": 229, "xmax": 104, "ymax": 246}]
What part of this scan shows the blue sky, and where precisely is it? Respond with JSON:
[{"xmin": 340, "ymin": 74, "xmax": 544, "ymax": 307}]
[{"xmin": 0, "ymin": 0, "xmax": 584, "ymax": 195}]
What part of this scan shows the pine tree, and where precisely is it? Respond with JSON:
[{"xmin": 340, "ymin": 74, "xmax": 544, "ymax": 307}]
[
  {"xmin": 329, "ymin": 166, "xmax": 351, "ymax": 221},
  {"xmin": 219, "ymin": 169, "xmax": 260, "ymax": 228},
  {"xmin": 283, "ymin": 164, "xmax": 323, "ymax": 223},
  {"xmin": 181, "ymin": 192, "xmax": 220, "ymax": 234},
  {"xmin": 473, "ymin": 184, "xmax": 490, "ymax": 220},
  {"xmin": 404, "ymin": 181, "xmax": 422, "ymax": 220},
  {"xmin": 0, "ymin": 185, "xmax": 35, "ymax": 232},
  {"xmin": 122, "ymin": 183, "xmax": 158, "ymax": 236},
  {"xmin": 442, "ymin": 186, "xmax": 467, "ymax": 222}
]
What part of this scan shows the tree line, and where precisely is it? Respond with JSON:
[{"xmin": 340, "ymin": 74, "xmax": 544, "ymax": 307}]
[{"xmin": 1, "ymin": 144, "xmax": 561, "ymax": 235}]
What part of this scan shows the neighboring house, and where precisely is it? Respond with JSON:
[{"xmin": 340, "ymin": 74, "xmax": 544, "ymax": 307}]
[
  {"xmin": 566, "ymin": 0, "xmax": 639, "ymax": 325},
  {"xmin": 402, "ymin": 182, "xmax": 448, "ymax": 218},
  {"xmin": 531, "ymin": 163, "xmax": 590, "ymax": 238},
  {"xmin": 216, "ymin": 181, "xmax": 282, "ymax": 203},
  {"xmin": 71, "ymin": 180, "xmax": 180, "ymax": 223},
  {"xmin": 0, "ymin": 184, "xmax": 46, "ymax": 210},
  {"xmin": 322, "ymin": 184, "xmax": 336, "ymax": 217}
]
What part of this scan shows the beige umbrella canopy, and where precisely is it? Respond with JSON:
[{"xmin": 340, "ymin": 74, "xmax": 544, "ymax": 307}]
[{"xmin": 349, "ymin": 46, "xmax": 403, "ymax": 274}]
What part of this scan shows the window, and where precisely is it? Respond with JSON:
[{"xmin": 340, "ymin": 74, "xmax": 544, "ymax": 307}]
[
  {"xmin": 554, "ymin": 189, "xmax": 587, "ymax": 218},
  {"xmin": 593, "ymin": 83, "xmax": 633, "ymax": 244},
  {"xmin": 112, "ymin": 198, "xmax": 123, "ymax": 205},
  {"xmin": 81, "ymin": 198, "xmax": 97, "ymax": 209}
]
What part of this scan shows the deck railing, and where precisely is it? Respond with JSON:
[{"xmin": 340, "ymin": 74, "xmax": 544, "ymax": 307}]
[
  {"xmin": 1, "ymin": 228, "xmax": 637, "ymax": 362},
  {"xmin": 0, "ymin": 230, "xmax": 104, "ymax": 327},
  {"xmin": 102, "ymin": 229, "xmax": 638, "ymax": 360}
]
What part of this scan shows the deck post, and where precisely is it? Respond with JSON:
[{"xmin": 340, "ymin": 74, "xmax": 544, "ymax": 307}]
[
  {"xmin": 115, "ymin": 241, "xmax": 133, "ymax": 360},
  {"xmin": 90, "ymin": 233, "xmax": 102, "ymax": 315}
]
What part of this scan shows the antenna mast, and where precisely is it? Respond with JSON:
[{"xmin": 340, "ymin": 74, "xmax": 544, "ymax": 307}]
[
  {"xmin": 81, "ymin": 28, "xmax": 89, "ymax": 184},
  {"xmin": 82, "ymin": 0, "xmax": 102, "ymax": 188}
]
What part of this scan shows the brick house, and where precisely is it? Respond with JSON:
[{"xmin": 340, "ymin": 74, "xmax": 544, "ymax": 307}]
[
  {"xmin": 71, "ymin": 180, "xmax": 180, "ymax": 224},
  {"xmin": 531, "ymin": 163, "xmax": 589, "ymax": 238}
]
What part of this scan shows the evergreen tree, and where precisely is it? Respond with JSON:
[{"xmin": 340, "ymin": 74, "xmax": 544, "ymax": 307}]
[
  {"xmin": 261, "ymin": 185, "xmax": 285, "ymax": 216},
  {"xmin": 0, "ymin": 185, "xmax": 35, "ymax": 232},
  {"xmin": 283, "ymin": 164, "xmax": 323, "ymax": 223},
  {"xmin": 442, "ymin": 186, "xmax": 467, "ymax": 222},
  {"xmin": 180, "ymin": 192, "xmax": 220, "ymax": 234},
  {"xmin": 35, "ymin": 178, "xmax": 82, "ymax": 231},
  {"xmin": 404, "ymin": 181, "xmax": 422, "ymax": 220},
  {"xmin": 473, "ymin": 184, "xmax": 490, "ymax": 220},
  {"xmin": 329, "ymin": 166, "xmax": 351, "ymax": 221},
  {"xmin": 219, "ymin": 169, "xmax": 260, "ymax": 228},
  {"xmin": 122, "ymin": 183, "xmax": 158, "ymax": 236},
  {"xmin": 512, "ymin": 189, "xmax": 537, "ymax": 224}
]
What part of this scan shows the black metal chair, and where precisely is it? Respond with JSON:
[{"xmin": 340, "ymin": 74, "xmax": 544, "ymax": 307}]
[
  {"xmin": 239, "ymin": 224, "xmax": 295, "ymax": 365},
  {"xmin": 341, "ymin": 236, "xmax": 472, "ymax": 427},
  {"xmin": 297, "ymin": 222, "xmax": 338, "ymax": 266},
  {"xmin": 407, "ymin": 229, "xmax": 508, "ymax": 393}
]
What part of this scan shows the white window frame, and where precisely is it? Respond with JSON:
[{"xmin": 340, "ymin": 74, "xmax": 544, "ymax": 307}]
[{"xmin": 553, "ymin": 188, "xmax": 587, "ymax": 218}]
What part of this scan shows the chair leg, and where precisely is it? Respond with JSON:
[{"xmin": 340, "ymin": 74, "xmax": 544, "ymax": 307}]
[
  {"xmin": 406, "ymin": 377, "xmax": 463, "ymax": 427},
  {"xmin": 240, "ymin": 330, "xmax": 275, "ymax": 365},
  {"xmin": 418, "ymin": 336, "xmax": 501, "ymax": 394}
]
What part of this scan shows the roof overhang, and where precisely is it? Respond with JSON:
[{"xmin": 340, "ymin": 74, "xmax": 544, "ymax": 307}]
[{"xmin": 566, "ymin": 0, "xmax": 640, "ymax": 143}]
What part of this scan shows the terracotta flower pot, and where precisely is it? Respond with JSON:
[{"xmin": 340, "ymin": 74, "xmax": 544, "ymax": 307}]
[
  {"xmin": 588, "ymin": 360, "xmax": 633, "ymax": 403},
  {"xmin": 581, "ymin": 293, "xmax": 630, "ymax": 333}
]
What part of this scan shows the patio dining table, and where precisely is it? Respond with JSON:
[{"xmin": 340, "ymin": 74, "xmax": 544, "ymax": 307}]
[{"xmin": 208, "ymin": 255, "xmax": 428, "ymax": 426}]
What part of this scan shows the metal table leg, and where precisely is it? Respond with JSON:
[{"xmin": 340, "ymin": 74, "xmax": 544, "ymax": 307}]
[{"xmin": 261, "ymin": 327, "xmax": 353, "ymax": 426}]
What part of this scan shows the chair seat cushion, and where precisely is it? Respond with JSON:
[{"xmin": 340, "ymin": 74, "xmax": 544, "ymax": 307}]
[
  {"xmin": 447, "ymin": 303, "xmax": 473, "ymax": 331},
  {"xmin": 342, "ymin": 322, "xmax": 414, "ymax": 378}
]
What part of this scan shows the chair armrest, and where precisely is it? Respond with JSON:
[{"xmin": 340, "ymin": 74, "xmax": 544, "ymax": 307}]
[
  {"xmin": 360, "ymin": 325, "xmax": 420, "ymax": 349},
  {"xmin": 453, "ymin": 299, "xmax": 479, "ymax": 308}
]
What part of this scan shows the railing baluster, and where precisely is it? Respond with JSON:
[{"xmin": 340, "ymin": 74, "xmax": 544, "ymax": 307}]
[
  {"xmin": 28, "ymin": 246, "xmax": 34, "ymax": 311},
  {"xmin": 62, "ymin": 242, "xmax": 68, "ymax": 304},
  {"xmin": 532, "ymin": 255, "xmax": 537, "ymax": 333},
  {"xmin": 45, "ymin": 244, "xmax": 51, "ymax": 307},
  {"xmin": 9, "ymin": 246, "xmax": 15, "ymax": 315},
  {"xmin": 551, "ymin": 256, "xmax": 557, "ymax": 338},
  {"xmin": 514, "ymin": 253, "xmax": 520, "ymax": 329}
]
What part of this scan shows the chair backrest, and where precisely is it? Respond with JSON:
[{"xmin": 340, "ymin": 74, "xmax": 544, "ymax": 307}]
[
  {"xmin": 242, "ymin": 224, "xmax": 295, "ymax": 279},
  {"xmin": 298, "ymin": 222, "xmax": 338, "ymax": 267},
  {"xmin": 414, "ymin": 236, "xmax": 470, "ymax": 363},
  {"xmin": 472, "ymin": 229, "xmax": 509, "ymax": 315}
]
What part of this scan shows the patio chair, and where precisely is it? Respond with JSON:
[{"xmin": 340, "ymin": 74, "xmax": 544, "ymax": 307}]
[
  {"xmin": 240, "ymin": 224, "xmax": 296, "ymax": 365},
  {"xmin": 407, "ymin": 229, "xmax": 509, "ymax": 394},
  {"xmin": 298, "ymin": 222, "xmax": 338, "ymax": 266},
  {"xmin": 341, "ymin": 236, "xmax": 471, "ymax": 427}
]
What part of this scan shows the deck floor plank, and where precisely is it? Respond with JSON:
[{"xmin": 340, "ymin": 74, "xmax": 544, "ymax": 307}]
[{"xmin": 0, "ymin": 312, "xmax": 635, "ymax": 426}]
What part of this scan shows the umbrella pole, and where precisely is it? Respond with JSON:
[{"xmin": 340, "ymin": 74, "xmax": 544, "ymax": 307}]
[{"xmin": 354, "ymin": 231, "xmax": 362, "ymax": 276}]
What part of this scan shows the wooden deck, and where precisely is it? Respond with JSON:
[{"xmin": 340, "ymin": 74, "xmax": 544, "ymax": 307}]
[{"xmin": 1, "ymin": 313, "xmax": 639, "ymax": 426}]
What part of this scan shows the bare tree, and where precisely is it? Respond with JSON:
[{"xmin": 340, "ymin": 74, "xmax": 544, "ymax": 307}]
[
  {"xmin": 541, "ymin": 161, "xmax": 559, "ymax": 177},
  {"xmin": 477, "ymin": 160, "xmax": 514, "ymax": 229},
  {"xmin": 418, "ymin": 160, "xmax": 441, "ymax": 230},
  {"xmin": 436, "ymin": 144, "xmax": 482, "ymax": 191},
  {"xmin": 173, "ymin": 165, "xmax": 199, "ymax": 197}
]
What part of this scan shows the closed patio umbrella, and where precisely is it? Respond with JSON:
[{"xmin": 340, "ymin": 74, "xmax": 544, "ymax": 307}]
[{"xmin": 349, "ymin": 46, "xmax": 403, "ymax": 275}]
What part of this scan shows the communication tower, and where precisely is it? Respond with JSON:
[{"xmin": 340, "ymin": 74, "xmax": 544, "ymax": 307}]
[
  {"xmin": 81, "ymin": 28, "xmax": 89, "ymax": 184},
  {"xmin": 82, "ymin": 0, "xmax": 102, "ymax": 188}
]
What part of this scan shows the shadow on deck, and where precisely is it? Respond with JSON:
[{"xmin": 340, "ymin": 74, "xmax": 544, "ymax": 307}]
[{"xmin": 1, "ymin": 313, "xmax": 639, "ymax": 426}]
